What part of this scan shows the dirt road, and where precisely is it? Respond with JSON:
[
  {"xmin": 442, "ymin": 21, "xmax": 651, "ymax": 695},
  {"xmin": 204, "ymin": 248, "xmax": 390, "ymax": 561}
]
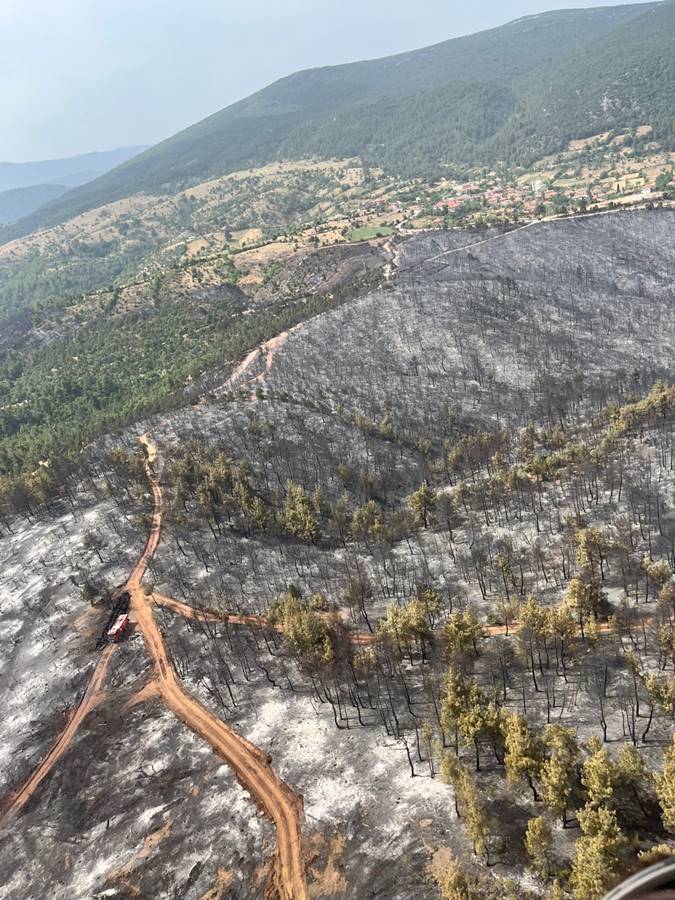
[
  {"xmin": 154, "ymin": 593, "xmax": 283, "ymax": 632},
  {"xmin": 406, "ymin": 205, "xmax": 669, "ymax": 274},
  {"xmin": 132, "ymin": 438, "xmax": 308, "ymax": 900},
  {"xmin": 0, "ymin": 442, "xmax": 160, "ymax": 825},
  {"xmin": 155, "ymin": 592, "xmax": 515, "ymax": 644},
  {"xmin": 1, "ymin": 643, "xmax": 115, "ymax": 821},
  {"xmin": 155, "ymin": 588, "xmax": 634, "ymax": 651},
  {"xmin": 224, "ymin": 328, "xmax": 297, "ymax": 398},
  {"xmin": 153, "ymin": 592, "xmax": 380, "ymax": 647},
  {"xmin": 3, "ymin": 434, "xmax": 308, "ymax": 899}
]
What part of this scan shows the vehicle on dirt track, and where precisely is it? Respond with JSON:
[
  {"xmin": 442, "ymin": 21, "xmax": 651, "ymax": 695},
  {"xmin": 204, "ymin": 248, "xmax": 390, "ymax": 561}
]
[
  {"xmin": 106, "ymin": 614, "xmax": 129, "ymax": 642},
  {"xmin": 95, "ymin": 590, "xmax": 131, "ymax": 650}
]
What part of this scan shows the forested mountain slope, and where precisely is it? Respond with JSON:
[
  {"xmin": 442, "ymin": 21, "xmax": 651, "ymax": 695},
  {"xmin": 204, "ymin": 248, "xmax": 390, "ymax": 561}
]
[
  {"xmin": 502, "ymin": 0, "xmax": 675, "ymax": 159},
  {"xmin": 5, "ymin": 1, "xmax": 671, "ymax": 239}
]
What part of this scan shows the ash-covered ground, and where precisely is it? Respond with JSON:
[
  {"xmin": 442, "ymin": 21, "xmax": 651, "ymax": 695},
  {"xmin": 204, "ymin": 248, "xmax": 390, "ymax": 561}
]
[{"xmin": 1, "ymin": 209, "xmax": 675, "ymax": 899}]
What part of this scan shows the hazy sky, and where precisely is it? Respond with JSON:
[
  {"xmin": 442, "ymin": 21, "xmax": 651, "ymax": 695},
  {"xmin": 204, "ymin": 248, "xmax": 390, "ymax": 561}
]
[{"xmin": 1, "ymin": 0, "xmax": 647, "ymax": 162}]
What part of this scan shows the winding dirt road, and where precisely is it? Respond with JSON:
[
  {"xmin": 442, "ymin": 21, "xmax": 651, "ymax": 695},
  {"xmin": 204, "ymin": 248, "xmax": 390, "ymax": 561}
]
[
  {"xmin": 132, "ymin": 437, "xmax": 308, "ymax": 900},
  {"xmin": 155, "ymin": 592, "xmax": 519, "ymax": 645},
  {"xmin": 1, "ymin": 643, "xmax": 115, "ymax": 821},
  {"xmin": 152, "ymin": 592, "xmax": 375, "ymax": 645},
  {"xmin": 153, "ymin": 592, "xmax": 282, "ymax": 631},
  {"xmin": 155, "ymin": 586, "xmax": 634, "ymax": 651},
  {"xmin": 3, "ymin": 435, "xmax": 308, "ymax": 900}
]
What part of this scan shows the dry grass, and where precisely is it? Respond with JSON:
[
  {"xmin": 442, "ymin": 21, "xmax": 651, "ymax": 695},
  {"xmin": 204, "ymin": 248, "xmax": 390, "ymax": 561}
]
[{"xmin": 568, "ymin": 130, "xmax": 611, "ymax": 151}]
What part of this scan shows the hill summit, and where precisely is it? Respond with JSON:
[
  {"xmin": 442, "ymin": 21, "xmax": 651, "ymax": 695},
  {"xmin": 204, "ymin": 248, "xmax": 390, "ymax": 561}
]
[{"xmin": 5, "ymin": 1, "xmax": 674, "ymax": 238}]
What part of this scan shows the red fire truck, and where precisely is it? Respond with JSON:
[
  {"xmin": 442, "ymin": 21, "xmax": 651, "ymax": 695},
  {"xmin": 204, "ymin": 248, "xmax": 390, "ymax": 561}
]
[{"xmin": 106, "ymin": 614, "xmax": 129, "ymax": 642}]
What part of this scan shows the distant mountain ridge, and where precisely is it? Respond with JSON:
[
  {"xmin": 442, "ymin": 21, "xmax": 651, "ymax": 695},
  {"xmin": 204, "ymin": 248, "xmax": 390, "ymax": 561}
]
[
  {"xmin": 0, "ymin": 146, "xmax": 147, "ymax": 193},
  {"xmin": 3, "ymin": 2, "xmax": 674, "ymax": 239},
  {"xmin": 0, "ymin": 184, "xmax": 70, "ymax": 225}
]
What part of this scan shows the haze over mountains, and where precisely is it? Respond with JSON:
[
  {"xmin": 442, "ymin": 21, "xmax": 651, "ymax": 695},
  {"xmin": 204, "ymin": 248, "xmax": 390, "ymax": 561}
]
[
  {"xmin": 0, "ymin": 146, "xmax": 146, "ymax": 224},
  {"xmin": 0, "ymin": 184, "xmax": 70, "ymax": 226},
  {"xmin": 5, "ymin": 0, "xmax": 673, "ymax": 239}
]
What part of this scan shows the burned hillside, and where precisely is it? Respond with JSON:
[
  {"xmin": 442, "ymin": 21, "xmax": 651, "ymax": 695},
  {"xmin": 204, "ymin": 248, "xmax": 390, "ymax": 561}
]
[{"xmin": 2, "ymin": 208, "xmax": 675, "ymax": 899}]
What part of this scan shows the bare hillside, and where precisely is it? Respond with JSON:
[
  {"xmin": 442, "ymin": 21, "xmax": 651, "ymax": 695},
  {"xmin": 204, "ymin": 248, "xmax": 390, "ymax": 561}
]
[{"xmin": 1, "ymin": 209, "xmax": 675, "ymax": 899}]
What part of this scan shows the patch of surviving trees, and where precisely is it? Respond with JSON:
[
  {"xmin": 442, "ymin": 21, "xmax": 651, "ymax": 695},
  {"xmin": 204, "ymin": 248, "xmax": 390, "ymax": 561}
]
[
  {"xmin": 111, "ymin": 211, "xmax": 675, "ymax": 900},
  {"xmin": 121, "ymin": 374, "xmax": 675, "ymax": 900},
  {"xmin": 4, "ymin": 211, "xmax": 675, "ymax": 899}
]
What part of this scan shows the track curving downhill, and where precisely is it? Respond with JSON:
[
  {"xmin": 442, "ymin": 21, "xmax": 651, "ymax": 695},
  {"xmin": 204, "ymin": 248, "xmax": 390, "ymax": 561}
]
[
  {"xmin": 132, "ymin": 436, "xmax": 309, "ymax": 900},
  {"xmin": 2, "ymin": 434, "xmax": 309, "ymax": 900},
  {"xmin": 1, "ymin": 643, "xmax": 116, "ymax": 822}
]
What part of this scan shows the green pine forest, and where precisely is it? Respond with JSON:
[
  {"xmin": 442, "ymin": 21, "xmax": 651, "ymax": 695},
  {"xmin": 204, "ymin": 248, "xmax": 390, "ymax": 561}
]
[{"xmin": 3, "ymin": 1, "xmax": 673, "ymax": 241}]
